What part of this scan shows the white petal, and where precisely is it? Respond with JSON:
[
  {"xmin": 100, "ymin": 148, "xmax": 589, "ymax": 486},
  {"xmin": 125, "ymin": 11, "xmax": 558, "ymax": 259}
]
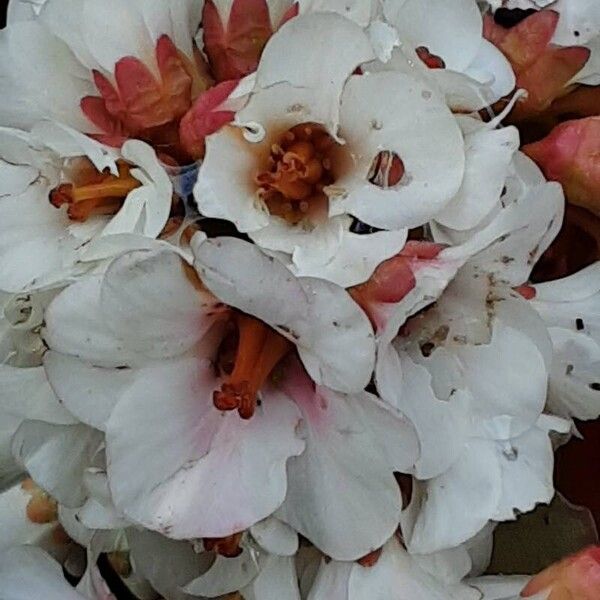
[
  {"xmin": 0, "ymin": 22, "xmax": 95, "ymax": 131},
  {"xmin": 404, "ymin": 440, "xmax": 502, "ymax": 554},
  {"xmin": 118, "ymin": 140, "xmax": 172, "ymax": 238},
  {"xmin": 44, "ymin": 352, "xmax": 133, "ymax": 431},
  {"xmin": 546, "ymin": 328, "xmax": 600, "ymax": 420},
  {"xmin": 464, "ymin": 40, "xmax": 516, "ymax": 102},
  {"xmin": 250, "ymin": 517, "xmax": 299, "ymax": 556},
  {"xmin": 106, "ymin": 357, "xmax": 304, "ymax": 538},
  {"xmin": 184, "ymin": 543, "xmax": 264, "ymax": 597},
  {"xmin": 31, "ymin": 120, "xmax": 118, "ymax": 175},
  {"xmin": 0, "ymin": 546, "xmax": 86, "ymax": 600},
  {"xmin": 12, "ymin": 421, "xmax": 103, "ymax": 507},
  {"xmin": 0, "ymin": 484, "xmax": 56, "ymax": 552},
  {"xmin": 552, "ymin": 0, "xmax": 600, "ymax": 45},
  {"xmin": 0, "ymin": 363, "xmax": 75, "ymax": 489},
  {"xmin": 80, "ymin": 0, "xmax": 155, "ymax": 75},
  {"xmin": 306, "ymin": 559, "xmax": 353, "ymax": 600},
  {"xmin": 383, "ymin": 352, "xmax": 471, "ymax": 479},
  {"xmin": 44, "ymin": 276, "xmax": 144, "ymax": 367},
  {"xmin": 256, "ymin": 13, "xmax": 375, "ymax": 130},
  {"xmin": 455, "ymin": 323, "xmax": 548, "ymax": 440},
  {"xmin": 467, "ymin": 575, "xmax": 529, "ymax": 600},
  {"xmin": 492, "ymin": 419, "xmax": 558, "ymax": 521},
  {"xmin": 333, "ymin": 72, "xmax": 465, "ymax": 229},
  {"xmin": 128, "ymin": 528, "xmax": 211, "ymax": 600},
  {"xmin": 244, "ymin": 555, "xmax": 302, "ymax": 600},
  {"xmin": 290, "ymin": 227, "xmax": 408, "ymax": 288},
  {"xmin": 348, "ymin": 537, "xmax": 480, "ymax": 600},
  {"xmin": 435, "ymin": 121, "xmax": 519, "ymax": 231},
  {"xmin": 460, "ymin": 168, "xmax": 564, "ymax": 287},
  {"xmin": 384, "ymin": 0, "xmax": 483, "ymax": 72},
  {"xmin": 100, "ymin": 248, "xmax": 221, "ymax": 359},
  {"xmin": 250, "ymin": 212, "xmax": 345, "ymax": 264},
  {"xmin": 278, "ymin": 371, "xmax": 417, "ymax": 560},
  {"xmin": 298, "ymin": 0, "xmax": 378, "ymax": 28}
]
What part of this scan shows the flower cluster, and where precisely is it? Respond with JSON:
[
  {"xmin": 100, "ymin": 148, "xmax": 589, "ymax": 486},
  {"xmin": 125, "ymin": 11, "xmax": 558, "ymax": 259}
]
[{"xmin": 0, "ymin": 0, "xmax": 599, "ymax": 598}]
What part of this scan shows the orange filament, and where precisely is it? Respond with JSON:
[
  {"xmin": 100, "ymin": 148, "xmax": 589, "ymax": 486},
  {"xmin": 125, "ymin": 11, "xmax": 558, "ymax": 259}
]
[
  {"xmin": 255, "ymin": 122, "xmax": 337, "ymax": 224},
  {"xmin": 49, "ymin": 161, "xmax": 141, "ymax": 222},
  {"xmin": 204, "ymin": 533, "xmax": 244, "ymax": 558},
  {"xmin": 416, "ymin": 46, "xmax": 446, "ymax": 69},
  {"xmin": 214, "ymin": 314, "xmax": 292, "ymax": 419}
]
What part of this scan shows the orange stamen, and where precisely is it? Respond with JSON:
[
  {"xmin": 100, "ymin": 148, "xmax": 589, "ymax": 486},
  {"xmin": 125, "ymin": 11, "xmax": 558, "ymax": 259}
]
[
  {"xmin": 214, "ymin": 314, "xmax": 292, "ymax": 419},
  {"xmin": 255, "ymin": 122, "xmax": 338, "ymax": 225},
  {"xmin": 49, "ymin": 162, "xmax": 141, "ymax": 222}
]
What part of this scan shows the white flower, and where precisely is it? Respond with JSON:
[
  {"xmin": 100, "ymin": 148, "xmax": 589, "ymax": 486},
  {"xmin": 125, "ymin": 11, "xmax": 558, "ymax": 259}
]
[
  {"xmin": 194, "ymin": 12, "xmax": 466, "ymax": 287},
  {"xmin": 382, "ymin": 0, "xmax": 516, "ymax": 108},
  {"xmin": 42, "ymin": 236, "xmax": 416, "ymax": 558},
  {"xmin": 0, "ymin": 125, "xmax": 172, "ymax": 293},
  {"xmin": 378, "ymin": 268, "xmax": 570, "ymax": 553}
]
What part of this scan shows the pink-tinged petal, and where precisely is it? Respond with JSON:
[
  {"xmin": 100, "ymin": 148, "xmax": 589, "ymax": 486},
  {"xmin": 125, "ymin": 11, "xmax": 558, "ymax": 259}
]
[
  {"xmin": 280, "ymin": 2, "xmax": 299, "ymax": 25},
  {"xmin": 80, "ymin": 96, "xmax": 128, "ymax": 145},
  {"xmin": 106, "ymin": 356, "xmax": 304, "ymax": 539},
  {"xmin": 114, "ymin": 57, "xmax": 165, "ymax": 131},
  {"xmin": 350, "ymin": 242, "xmax": 446, "ymax": 332},
  {"xmin": 277, "ymin": 363, "xmax": 418, "ymax": 560},
  {"xmin": 179, "ymin": 79, "xmax": 238, "ymax": 159},
  {"xmin": 484, "ymin": 10, "xmax": 590, "ymax": 119},
  {"xmin": 203, "ymin": 0, "xmax": 273, "ymax": 82},
  {"xmin": 92, "ymin": 70, "xmax": 127, "ymax": 123},
  {"xmin": 155, "ymin": 35, "xmax": 194, "ymax": 120},
  {"xmin": 522, "ymin": 546, "xmax": 600, "ymax": 599},
  {"xmin": 484, "ymin": 10, "xmax": 560, "ymax": 73},
  {"xmin": 523, "ymin": 117, "xmax": 600, "ymax": 215},
  {"xmin": 514, "ymin": 45, "xmax": 591, "ymax": 114}
]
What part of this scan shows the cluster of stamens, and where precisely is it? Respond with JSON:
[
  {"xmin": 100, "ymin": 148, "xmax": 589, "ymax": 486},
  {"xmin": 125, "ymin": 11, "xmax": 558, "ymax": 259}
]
[
  {"xmin": 213, "ymin": 314, "xmax": 292, "ymax": 419},
  {"xmin": 49, "ymin": 160, "xmax": 141, "ymax": 222},
  {"xmin": 255, "ymin": 122, "xmax": 337, "ymax": 225}
]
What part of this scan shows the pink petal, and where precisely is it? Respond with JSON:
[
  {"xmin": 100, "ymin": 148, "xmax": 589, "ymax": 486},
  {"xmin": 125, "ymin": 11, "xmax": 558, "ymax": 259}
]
[{"xmin": 179, "ymin": 79, "xmax": 238, "ymax": 159}]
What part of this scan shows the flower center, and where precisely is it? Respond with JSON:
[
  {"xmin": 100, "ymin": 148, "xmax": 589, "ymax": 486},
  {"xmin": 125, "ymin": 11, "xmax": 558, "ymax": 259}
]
[
  {"xmin": 416, "ymin": 46, "xmax": 446, "ymax": 69},
  {"xmin": 255, "ymin": 122, "xmax": 338, "ymax": 225},
  {"xmin": 49, "ymin": 160, "xmax": 141, "ymax": 222},
  {"xmin": 214, "ymin": 314, "xmax": 292, "ymax": 419}
]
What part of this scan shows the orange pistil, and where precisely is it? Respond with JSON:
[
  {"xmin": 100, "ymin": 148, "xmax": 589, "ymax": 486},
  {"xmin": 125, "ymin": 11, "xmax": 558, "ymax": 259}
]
[
  {"xmin": 214, "ymin": 314, "xmax": 292, "ymax": 419},
  {"xmin": 416, "ymin": 46, "xmax": 446, "ymax": 69},
  {"xmin": 49, "ymin": 161, "xmax": 141, "ymax": 222},
  {"xmin": 204, "ymin": 532, "xmax": 244, "ymax": 558},
  {"xmin": 255, "ymin": 122, "xmax": 338, "ymax": 225}
]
